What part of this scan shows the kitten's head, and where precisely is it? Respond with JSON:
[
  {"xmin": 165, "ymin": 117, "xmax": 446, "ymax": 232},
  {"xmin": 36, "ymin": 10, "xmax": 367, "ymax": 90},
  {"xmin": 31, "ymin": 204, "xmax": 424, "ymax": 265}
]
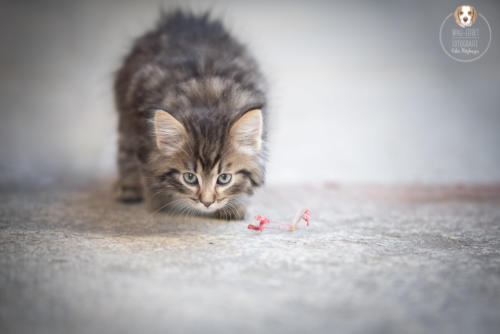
[{"xmin": 146, "ymin": 107, "xmax": 264, "ymax": 216}]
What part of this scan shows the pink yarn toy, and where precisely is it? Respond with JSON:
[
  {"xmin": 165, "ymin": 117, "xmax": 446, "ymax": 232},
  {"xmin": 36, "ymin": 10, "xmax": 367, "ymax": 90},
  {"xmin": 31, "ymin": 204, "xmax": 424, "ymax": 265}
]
[{"xmin": 248, "ymin": 208, "xmax": 311, "ymax": 232}]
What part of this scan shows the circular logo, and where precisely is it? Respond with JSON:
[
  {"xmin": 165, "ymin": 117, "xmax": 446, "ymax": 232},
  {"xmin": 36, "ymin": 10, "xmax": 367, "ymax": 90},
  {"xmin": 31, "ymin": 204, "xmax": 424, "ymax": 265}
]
[{"xmin": 439, "ymin": 5, "xmax": 491, "ymax": 62}]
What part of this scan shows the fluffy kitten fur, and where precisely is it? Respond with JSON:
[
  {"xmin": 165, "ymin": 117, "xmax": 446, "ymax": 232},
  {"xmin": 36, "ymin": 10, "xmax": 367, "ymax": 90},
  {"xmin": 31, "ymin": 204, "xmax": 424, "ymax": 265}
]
[{"xmin": 114, "ymin": 11, "xmax": 267, "ymax": 219}]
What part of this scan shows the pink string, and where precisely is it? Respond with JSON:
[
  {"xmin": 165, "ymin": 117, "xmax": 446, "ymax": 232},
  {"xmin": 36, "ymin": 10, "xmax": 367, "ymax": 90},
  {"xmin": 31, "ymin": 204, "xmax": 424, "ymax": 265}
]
[{"xmin": 248, "ymin": 208, "xmax": 311, "ymax": 232}]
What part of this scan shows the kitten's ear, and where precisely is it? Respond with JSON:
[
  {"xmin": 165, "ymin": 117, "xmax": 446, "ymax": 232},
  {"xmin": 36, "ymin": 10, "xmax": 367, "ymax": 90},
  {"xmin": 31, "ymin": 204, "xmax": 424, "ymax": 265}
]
[
  {"xmin": 153, "ymin": 109, "xmax": 186, "ymax": 155},
  {"xmin": 230, "ymin": 109, "xmax": 263, "ymax": 155}
]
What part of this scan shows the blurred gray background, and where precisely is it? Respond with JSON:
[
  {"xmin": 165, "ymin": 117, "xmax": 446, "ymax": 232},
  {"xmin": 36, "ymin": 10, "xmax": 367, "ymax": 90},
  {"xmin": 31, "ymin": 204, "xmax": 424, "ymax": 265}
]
[{"xmin": 1, "ymin": 0, "xmax": 499, "ymax": 185}]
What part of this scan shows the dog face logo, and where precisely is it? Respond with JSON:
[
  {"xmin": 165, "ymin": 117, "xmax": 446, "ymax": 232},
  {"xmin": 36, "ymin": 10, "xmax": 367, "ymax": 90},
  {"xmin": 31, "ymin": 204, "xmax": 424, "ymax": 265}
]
[{"xmin": 454, "ymin": 5, "xmax": 477, "ymax": 28}]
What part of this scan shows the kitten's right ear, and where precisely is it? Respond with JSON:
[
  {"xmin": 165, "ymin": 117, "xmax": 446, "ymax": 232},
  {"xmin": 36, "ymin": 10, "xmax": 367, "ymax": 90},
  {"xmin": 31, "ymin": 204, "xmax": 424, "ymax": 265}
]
[{"xmin": 153, "ymin": 109, "xmax": 187, "ymax": 155}]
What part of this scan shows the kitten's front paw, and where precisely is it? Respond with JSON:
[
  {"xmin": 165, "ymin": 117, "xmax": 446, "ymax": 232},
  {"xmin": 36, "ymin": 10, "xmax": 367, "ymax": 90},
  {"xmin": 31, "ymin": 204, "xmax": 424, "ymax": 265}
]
[
  {"xmin": 214, "ymin": 204, "xmax": 246, "ymax": 220},
  {"xmin": 114, "ymin": 183, "xmax": 143, "ymax": 203}
]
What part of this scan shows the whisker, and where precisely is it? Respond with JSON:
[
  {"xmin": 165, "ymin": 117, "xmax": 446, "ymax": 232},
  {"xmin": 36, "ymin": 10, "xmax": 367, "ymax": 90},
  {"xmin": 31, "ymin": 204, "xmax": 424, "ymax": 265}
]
[
  {"xmin": 224, "ymin": 204, "xmax": 234, "ymax": 221},
  {"xmin": 149, "ymin": 198, "xmax": 186, "ymax": 217},
  {"xmin": 227, "ymin": 201, "xmax": 239, "ymax": 220}
]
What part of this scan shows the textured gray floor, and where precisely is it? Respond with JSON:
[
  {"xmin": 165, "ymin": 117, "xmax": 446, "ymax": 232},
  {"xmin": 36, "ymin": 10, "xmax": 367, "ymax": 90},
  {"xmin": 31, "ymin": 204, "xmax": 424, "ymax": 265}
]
[{"xmin": 1, "ymin": 183, "xmax": 499, "ymax": 334}]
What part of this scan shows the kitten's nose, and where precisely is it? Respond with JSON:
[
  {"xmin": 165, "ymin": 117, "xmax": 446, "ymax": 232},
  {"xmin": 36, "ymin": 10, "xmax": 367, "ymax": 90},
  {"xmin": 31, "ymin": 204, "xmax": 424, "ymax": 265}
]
[{"xmin": 202, "ymin": 201, "xmax": 213, "ymax": 208}]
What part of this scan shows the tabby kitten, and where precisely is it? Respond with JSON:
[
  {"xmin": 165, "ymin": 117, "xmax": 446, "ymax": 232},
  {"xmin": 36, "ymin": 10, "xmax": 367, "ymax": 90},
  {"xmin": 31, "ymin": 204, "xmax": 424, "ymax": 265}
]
[{"xmin": 114, "ymin": 11, "xmax": 267, "ymax": 219}]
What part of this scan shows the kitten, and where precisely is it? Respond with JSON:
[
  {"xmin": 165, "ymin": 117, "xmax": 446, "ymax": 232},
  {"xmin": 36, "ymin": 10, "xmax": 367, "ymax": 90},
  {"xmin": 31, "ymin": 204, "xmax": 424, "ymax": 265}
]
[{"xmin": 113, "ymin": 11, "xmax": 267, "ymax": 220}]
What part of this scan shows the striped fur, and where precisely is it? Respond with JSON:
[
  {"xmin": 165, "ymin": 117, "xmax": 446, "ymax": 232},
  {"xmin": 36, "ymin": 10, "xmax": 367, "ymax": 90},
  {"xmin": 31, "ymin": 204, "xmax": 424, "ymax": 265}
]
[{"xmin": 114, "ymin": 11, "xmax": 267, "ymax": 219}]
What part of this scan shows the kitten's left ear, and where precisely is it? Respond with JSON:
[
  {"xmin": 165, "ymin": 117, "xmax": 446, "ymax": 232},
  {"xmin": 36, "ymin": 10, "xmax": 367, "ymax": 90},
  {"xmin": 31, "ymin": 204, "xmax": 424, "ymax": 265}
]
[
  {"xmin": 153, "ymin": 109, "xmax": 187, "ymax": 155},
  {"xmin": 230, "ymin": 109, "xmax": 263, "ymax": 155}
]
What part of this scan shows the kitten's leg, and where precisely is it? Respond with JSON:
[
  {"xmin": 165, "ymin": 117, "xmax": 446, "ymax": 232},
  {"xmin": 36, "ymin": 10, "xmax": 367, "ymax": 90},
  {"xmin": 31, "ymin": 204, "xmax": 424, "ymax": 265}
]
[
  {"xmin": 114, "ymin": 134, "xmax": 143, "ymax": 202},
  {"xmin": 214, "ymin": 203, "xmax": 247, "ymax": 220}
]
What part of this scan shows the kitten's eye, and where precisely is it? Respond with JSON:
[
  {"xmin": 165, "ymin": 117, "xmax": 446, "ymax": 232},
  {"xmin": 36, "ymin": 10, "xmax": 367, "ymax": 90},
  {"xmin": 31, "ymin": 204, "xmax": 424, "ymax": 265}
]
[
  {"xmin": 183, "ymin": 172, "xmax": 198, "ymax": 185},
  {"xmin": 217, "ymin": 173, "xmax": 232, "ymax": 185}
]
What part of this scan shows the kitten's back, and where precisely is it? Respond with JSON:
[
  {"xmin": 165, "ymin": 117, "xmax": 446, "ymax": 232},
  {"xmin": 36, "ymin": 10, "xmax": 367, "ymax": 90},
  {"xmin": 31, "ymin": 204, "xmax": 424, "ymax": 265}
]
[{"xmin": 115, "ymin": 11, "xmax": 262, "ymax": 111}]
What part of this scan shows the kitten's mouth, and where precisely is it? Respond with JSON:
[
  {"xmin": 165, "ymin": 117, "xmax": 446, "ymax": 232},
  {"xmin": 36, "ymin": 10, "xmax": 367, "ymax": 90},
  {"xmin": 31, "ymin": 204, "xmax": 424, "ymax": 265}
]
[{"xmin": 189, "ymin": 198, "xmax": 228, "ymax": 213}]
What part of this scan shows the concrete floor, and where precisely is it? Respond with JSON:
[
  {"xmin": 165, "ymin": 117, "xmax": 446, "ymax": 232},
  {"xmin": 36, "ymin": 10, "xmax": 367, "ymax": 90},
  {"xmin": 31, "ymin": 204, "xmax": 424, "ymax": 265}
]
[{"xmin": 1, "ymin": 183, "xmax": 499, "ymax": 334}]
